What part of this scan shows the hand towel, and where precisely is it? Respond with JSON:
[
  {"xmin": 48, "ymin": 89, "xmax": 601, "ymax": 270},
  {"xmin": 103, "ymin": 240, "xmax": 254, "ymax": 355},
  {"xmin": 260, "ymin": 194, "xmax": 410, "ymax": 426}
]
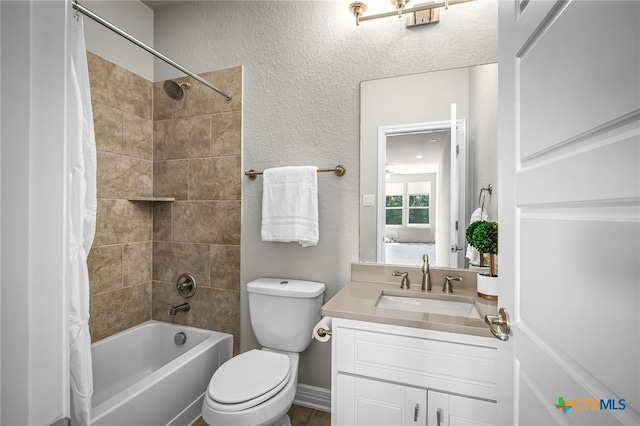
[
  {"xmin": 261, "ymin": 166, "xmax": 319, "ymax": 247},
  {"xmin": 465, "ymin": 208, "xmax": 488, "ymax": 265}
]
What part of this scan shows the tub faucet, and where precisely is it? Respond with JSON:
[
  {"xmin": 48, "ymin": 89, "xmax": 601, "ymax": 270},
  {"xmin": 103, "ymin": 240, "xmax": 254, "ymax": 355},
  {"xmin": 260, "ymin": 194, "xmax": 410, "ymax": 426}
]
[
  {"xmin": 169, "ymin": 302, "xmax": 190, "ymax": 316},
  {"xmin": 392, "ymin": 271, "xmax": 410, "ymax": 290},
  {"xmin": 443, "ymin": 276, "xmax": 462, "ymax": 294},
  {"xmin": 421, "ymin": 254, "xmax": 431, "ymax": 291}
]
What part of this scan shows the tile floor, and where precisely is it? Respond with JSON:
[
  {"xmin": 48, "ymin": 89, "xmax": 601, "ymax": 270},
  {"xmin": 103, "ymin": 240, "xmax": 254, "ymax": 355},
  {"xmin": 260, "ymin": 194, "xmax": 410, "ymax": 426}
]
[
  {"xmin": 288, "ymin": 404, "xmax": 331, "ymax": 426},
  {"xmin": 192, "ymin": 405, "xmax": 331, "ymax": 426}
]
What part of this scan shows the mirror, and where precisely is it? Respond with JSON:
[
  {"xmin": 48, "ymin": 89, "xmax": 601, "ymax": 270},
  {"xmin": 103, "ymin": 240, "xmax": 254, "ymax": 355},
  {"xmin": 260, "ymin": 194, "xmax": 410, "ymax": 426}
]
[{"xmin": 359, "ymin": 63, "xmax": 498, "ymax": 268}]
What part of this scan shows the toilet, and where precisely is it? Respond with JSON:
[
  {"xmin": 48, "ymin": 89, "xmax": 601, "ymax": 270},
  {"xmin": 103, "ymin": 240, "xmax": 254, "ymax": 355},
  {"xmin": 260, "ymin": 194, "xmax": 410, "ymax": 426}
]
[{"xmin": 201, "ymin": 278, "xmax": 326, "ymax": 426}]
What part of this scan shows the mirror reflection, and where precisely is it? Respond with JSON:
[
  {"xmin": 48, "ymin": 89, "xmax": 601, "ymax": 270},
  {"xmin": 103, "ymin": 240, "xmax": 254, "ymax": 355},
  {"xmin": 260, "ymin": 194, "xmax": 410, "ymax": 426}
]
[
  {"xmin": 381, "ymin": 121, "xmax": 461, "ymax": 267},
  {"xmin": 359, "ymin": 63, "xmax": 498, "ymax": 268}
]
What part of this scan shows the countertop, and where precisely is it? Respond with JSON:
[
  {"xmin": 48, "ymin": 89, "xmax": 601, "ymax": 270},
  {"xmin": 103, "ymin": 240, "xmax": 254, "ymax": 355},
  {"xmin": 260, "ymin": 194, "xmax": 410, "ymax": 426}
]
[{"xmin": 321, "ymin": 276, "xmax": 499, "ymax": 338}]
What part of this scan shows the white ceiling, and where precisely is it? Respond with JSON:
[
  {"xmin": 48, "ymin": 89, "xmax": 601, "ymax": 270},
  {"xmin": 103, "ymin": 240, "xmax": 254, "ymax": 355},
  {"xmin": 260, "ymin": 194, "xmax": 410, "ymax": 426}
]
[
  {"xmin": 142, "ymin": 0, "xmax": 246, "ymax": 11},
  {"xmin": 386, "ymin": 130, "xmax": 450, "ymax": 175},
  {"xmin": 141, "ymin": 1, "xmax": 188, "ymax": 11}
]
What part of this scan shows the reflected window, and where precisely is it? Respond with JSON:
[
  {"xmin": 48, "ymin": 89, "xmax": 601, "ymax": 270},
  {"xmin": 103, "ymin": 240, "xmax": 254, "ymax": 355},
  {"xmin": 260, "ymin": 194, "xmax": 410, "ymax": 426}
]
[
  {"xmin": 409, "ymin": 194, "xmax": 430, "ymax": 224},
  {"xmin": 385, "ymin": 195, "xmax": 403, "ymax": 225},
  {"xmin": 386, "ymin": 181, "xmax": 431, "ymax": 226},
  {"xmin": 408, "ymin": 181, "xmax": 430, "ymax": 225}
]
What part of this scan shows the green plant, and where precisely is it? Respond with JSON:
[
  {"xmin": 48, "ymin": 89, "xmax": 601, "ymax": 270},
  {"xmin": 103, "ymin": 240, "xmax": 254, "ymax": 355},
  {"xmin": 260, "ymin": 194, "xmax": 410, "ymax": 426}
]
[
  {"xmin": 468, "ymin": 221, "xmax": 498, "ymax": 276},
  {"xmin": 465, "ymin": 220, "xmax": 486, "ymax": 267},
  {"xmin": 465, "ymin": 221, "xmax": 483, "ymax": 245}
]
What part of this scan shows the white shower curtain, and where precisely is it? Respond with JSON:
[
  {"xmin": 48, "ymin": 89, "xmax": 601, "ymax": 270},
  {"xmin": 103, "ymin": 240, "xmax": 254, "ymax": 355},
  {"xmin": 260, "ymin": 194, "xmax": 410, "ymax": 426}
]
[{"xmin": 68, "ymin": 12, "xmax": 97, "ymax": 426}]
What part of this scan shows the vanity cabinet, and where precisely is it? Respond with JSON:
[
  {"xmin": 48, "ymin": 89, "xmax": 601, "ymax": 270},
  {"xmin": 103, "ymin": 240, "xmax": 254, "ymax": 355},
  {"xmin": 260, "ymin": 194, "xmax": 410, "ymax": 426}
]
[
  {"xmin": 427, "ymin": 391, "xmax": 496, "ymax": 426},
  {"xmin": 336, "ymin": 374, "xmax": 426, "ymax": 425},
  {"xmin": 331, "ymin": 318, "xmax": 498, "ymax": 426}
]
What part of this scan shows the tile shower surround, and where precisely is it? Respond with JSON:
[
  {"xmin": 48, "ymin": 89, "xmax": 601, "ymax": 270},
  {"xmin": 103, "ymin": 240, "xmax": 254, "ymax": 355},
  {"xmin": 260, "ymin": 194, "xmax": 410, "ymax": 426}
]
[{"xmin": 87, "ymin": 52, "xmax": 242, "ymax": 350}]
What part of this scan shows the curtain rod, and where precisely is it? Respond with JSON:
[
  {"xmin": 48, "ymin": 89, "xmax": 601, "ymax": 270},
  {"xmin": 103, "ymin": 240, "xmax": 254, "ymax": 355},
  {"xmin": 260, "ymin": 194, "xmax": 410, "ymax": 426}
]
[{"xmin": 72, "ymin": 1, "xmax": 233, "ymax": 101}]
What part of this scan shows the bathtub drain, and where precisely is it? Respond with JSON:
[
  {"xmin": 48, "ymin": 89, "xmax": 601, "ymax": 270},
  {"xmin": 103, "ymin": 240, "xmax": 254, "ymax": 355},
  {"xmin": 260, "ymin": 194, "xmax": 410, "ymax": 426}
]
[{"xmin": 174, "ymin": 332, "xmax": 187, "ymax": 346}]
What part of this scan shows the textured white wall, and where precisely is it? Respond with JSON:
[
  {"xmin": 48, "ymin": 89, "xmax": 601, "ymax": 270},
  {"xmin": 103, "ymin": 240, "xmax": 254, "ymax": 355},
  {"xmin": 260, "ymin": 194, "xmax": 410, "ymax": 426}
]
[
  {"xmin": 153, "ymin": 0, "xmax": 497, "ymax": 390},
  {"xmin": 82, "ymin": 0, "xmax": 154, "ymax": 80}
]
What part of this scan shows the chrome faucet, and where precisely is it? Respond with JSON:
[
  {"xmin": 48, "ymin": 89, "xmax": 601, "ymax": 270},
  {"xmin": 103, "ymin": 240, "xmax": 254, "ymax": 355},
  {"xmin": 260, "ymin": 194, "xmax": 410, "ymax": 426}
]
[
  {"xmin": 421, "ymin": 254, "xmax": 431, "ymax": 291},
  {"xmin": 169, "ymin": 302, "xmax": 190, "ymax": 316},
  {"xmin": 392, "ymin": 271, "xmax": 410, "ymax": 290},
  {"xmin": 443, "ymin": 276, "xmax": 462, "ymax": 293}
]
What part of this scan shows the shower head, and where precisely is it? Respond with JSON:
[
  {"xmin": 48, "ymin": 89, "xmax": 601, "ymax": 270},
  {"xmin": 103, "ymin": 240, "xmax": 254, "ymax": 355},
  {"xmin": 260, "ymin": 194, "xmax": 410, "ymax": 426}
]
[{"xmin": 163, "ymin": 80, "xmax": 191, "ymax": 100}]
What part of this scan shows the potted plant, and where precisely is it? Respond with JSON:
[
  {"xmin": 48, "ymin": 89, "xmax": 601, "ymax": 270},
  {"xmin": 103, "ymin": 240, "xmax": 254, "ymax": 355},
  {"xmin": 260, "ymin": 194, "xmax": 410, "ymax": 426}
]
[
  {"xmin": 465, "ymin": 220, "xmax": 488, "ymax": 271},
  {"xmin": 468, "ymin": 221, "xmax": 498, "ymax": 300}
]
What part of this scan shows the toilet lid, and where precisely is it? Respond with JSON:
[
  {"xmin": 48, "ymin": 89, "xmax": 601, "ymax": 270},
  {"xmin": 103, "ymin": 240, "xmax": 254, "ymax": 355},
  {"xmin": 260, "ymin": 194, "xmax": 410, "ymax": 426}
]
[{"xmin": 207, "ymin": 350, "xmax": 291, "ymax": 412}]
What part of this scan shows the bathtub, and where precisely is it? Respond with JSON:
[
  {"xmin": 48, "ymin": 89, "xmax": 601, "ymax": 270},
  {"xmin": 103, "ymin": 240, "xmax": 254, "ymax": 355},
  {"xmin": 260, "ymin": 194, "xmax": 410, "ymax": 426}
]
[{"xmin": 90, "ymin": 320, "xmax": 232, "ymax": 426}]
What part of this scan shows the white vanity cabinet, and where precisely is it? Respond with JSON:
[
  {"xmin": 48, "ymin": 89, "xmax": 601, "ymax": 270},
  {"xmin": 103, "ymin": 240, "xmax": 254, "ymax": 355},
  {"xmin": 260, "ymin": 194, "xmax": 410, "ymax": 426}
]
[
  {"xmin": 427, "ymin": 391, "xmax": 496, "ymax": 426},
  {"xmin": 331, "ymin": 318, "xmax": 498, "ymax": 426},
  {"xmin": 336, "ymin": 374, "xmax": 427, "ymax": 425}
]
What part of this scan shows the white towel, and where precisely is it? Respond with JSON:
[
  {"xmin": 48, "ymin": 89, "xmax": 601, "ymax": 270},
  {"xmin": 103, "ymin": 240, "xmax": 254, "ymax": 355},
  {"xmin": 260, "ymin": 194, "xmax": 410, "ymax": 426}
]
[
  {"xmin": 465, "ymin": 208, "xmax": 488, "ymax": 265},
  {"xmin": 261, "ymin": 166, "xmax": 319, "ymax": 247}
]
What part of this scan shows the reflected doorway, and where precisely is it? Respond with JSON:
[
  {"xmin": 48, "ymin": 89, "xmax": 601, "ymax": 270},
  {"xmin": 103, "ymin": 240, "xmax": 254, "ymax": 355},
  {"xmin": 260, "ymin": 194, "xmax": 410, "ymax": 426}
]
[{"xmin": 377, "ymin": 119, "xmax": 466, "ymax": 267}]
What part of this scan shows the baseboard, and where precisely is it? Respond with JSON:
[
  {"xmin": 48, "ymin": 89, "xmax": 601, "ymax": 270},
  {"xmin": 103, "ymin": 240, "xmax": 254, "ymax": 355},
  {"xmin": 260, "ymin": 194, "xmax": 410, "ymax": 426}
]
[{"xmin": 293, "ymin": 383, "xmax": 331, "ymax": 413}]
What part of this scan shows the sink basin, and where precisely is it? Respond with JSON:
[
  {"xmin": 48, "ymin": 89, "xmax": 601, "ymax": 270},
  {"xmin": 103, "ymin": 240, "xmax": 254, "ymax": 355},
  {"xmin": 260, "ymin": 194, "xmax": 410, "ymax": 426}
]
[{"xmin": 375, "ymin": 293, "xmax": 482, "ymax": 319}]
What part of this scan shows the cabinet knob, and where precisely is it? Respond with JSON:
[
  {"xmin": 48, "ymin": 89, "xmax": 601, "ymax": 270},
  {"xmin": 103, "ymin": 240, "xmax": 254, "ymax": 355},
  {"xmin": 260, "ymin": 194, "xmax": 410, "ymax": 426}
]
[
  {"xmin": 414, "ymin": 403, "xmax": 419, "ymax": 422},
  {"xmin": 436, "ymin": 408, "xmax": 443, "ymax": 426}
]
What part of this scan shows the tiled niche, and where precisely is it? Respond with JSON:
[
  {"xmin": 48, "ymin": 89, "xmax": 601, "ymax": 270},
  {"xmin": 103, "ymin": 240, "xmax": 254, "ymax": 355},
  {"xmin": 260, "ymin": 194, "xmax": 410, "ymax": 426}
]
[{"xmin": 87, "ymin": 52, "xmax": 242, "ymax": 346}]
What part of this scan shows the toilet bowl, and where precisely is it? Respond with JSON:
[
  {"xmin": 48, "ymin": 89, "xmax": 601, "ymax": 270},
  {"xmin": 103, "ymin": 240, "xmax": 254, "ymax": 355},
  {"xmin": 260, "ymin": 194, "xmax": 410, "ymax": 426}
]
[
  {"xmin": 201, "ymin": 278, "xmax": 325, "ymax": 426},
  {"xmin": 202, "ymin": 349, "xmax": 299, "ymax": 426}
]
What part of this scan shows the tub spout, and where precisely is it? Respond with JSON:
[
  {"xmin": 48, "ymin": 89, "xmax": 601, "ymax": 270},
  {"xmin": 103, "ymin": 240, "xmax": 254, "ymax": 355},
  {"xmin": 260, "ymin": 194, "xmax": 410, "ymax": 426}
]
[{"xmin": 169, "ymin": 302, "xmax": 190, "ymax": 316}]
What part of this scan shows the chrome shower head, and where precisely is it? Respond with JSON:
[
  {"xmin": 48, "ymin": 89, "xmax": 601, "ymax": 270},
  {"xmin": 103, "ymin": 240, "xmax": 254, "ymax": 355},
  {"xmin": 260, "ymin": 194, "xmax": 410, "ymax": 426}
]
[{"xmin": 163, "ymin": 80, "xmax": 191, "ymax": 100}]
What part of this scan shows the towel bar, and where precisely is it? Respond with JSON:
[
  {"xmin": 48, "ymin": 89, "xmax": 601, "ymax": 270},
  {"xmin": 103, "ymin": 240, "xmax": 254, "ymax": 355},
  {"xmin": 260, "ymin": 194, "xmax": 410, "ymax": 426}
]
[
  {"xmin": 245, "ymin": 165, "xmax": 346, "ymax": 180},
  {"xmin": 479, "ymin": 184, "xmax": 492, "ymax": 209}
]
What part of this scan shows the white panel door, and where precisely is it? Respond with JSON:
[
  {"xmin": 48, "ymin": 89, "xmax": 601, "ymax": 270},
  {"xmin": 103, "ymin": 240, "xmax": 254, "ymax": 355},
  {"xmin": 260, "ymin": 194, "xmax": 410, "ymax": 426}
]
[{"xmin": 497, "ymin": 1, "xmax": 639, "ymax": 425}]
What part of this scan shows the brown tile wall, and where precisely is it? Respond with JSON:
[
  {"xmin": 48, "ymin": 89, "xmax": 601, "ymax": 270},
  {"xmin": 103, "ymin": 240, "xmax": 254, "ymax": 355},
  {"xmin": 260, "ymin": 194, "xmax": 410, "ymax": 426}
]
[
  {"xmin": 87, "ymin": 52, "xmax": 154, "ymax": 342},
  {"xmin": 151, "ymin": 67, "xmax": 243, "ymax": 349},
  {"xmin": 87, "ymin": 52, "xmax": 242, "ymax": 345}
]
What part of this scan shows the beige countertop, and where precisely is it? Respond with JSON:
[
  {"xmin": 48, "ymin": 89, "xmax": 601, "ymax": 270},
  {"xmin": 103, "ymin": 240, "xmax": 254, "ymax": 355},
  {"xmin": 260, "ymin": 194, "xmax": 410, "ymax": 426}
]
[{"xmin": 321, "ymin": 264, "xmax": 499, "ymax": 338}]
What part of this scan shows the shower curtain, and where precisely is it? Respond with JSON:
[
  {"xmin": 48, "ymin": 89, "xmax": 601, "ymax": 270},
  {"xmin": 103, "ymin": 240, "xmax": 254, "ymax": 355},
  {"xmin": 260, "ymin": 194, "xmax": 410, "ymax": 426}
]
[{"xmin": 68, "ymin": 12, "xmax": 97, "ymax": 426}]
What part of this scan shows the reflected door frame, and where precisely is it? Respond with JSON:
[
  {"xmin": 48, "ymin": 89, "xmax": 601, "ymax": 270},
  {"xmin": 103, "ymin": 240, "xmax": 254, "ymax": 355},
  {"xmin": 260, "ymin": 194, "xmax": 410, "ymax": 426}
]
[{"xmin": 376, "ymin": 120, "xmax": 466, "ymax": 266}]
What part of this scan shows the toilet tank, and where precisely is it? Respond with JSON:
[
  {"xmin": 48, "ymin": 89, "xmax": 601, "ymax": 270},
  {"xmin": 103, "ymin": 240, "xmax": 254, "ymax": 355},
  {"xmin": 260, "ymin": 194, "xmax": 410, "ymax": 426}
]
[{"xmin": 247, "ymin": 278, "xmax": 326, "ymax": 352}]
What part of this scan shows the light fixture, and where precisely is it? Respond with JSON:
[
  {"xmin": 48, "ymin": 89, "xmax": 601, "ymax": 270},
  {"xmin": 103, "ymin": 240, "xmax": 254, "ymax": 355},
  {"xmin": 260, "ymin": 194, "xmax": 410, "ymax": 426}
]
[
  {"xmin": 392, "ymin": 0, "xmax": 410, "ymax": 17},
  {"xmin": 349, "ymin": 0, "xmax": 474, "ymax": 27},
  {"xmin": 349, "ymin": 2, "xmax": 367, "ymax": 25}
]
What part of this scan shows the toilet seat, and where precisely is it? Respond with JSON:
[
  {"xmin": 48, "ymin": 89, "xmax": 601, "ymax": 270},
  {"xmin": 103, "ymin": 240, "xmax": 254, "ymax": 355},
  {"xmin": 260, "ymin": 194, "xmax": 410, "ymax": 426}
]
[{"xmin": 207, "ymin": 350, "xmax": 291, "ymax": 413}]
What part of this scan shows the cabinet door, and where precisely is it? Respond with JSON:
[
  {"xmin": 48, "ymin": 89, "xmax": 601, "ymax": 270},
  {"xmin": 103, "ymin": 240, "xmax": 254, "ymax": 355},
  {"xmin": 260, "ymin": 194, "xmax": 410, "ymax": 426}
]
[
  {"xmin": 428, "ymin": 391, "xmax": 496, "ymax": 426},
  {"xmin": 336, "ymin": 374, "xmax": 426, "ymax": 425}
]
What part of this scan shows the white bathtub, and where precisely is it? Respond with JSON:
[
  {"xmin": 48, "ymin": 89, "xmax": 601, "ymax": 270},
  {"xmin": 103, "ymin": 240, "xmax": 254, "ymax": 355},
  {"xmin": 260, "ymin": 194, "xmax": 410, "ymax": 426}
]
[{"xmin": 90, "ymin": 320, "xmax": 232, "ymax": 426}]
